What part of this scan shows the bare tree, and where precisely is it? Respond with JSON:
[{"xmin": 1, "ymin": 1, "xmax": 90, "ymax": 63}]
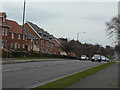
[
  {"xmin": 106, "ymin": 15, "xmax": 120, "ymax": 38},
  {"xmin": 106, "ymin": 15, "xmax": 120, "ymax": 52},
  {"xmin": 60, "ymin": 41, "xmax": 74, "ymax": 55}
]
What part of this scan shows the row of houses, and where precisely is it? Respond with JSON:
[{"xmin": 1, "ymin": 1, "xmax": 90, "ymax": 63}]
[{"xmin": 0, "ymin": 12, "xmax": 75, "ymax": 57}]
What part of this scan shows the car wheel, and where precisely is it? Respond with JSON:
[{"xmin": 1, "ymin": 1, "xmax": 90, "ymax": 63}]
[{"xmin": 99, "ymin": 60, "xmax": 101, "ymax": 62}]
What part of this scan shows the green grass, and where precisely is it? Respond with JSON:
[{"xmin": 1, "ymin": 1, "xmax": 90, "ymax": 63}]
[{"xmin": 32, "ymin": 62, "xmax": 115, "ymax": 89}]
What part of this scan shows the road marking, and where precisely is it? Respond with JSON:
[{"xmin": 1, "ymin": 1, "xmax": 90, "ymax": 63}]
[
  {"xmin": 3, "ymin": 68, "xmax": 23, "ymax": 72},
  {"xmin": 3, "ymin": 69, "xmax": 12, "ymax": 72},
  {"xmin": 35, "ymin": 66, "xmax": 41, "ymax": 68},
  {"xmin": 12, "ymin": 68, "xmax": 23, "ymax": 71}
]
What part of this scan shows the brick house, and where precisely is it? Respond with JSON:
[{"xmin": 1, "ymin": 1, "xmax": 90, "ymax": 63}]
[
  {"xmin": 1, "ymin": 12, "xmax": 75, "ymax": 57},
  {"xmin": 0, "ymin": 12, "xmax": 38, "ymax": 52},
  {"xmin": 24, "ymin": 21, "xmax": 61, "ymax": 55}
]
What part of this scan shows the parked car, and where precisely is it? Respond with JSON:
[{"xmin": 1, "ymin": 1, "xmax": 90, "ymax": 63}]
[
  {"xmin": 91, "ymin": 54, "xmax": 101, "ymax": 62},
  {"xmin": 86, "ymin": 57, "xmax": 89, "ymax": 60},
  {"xmin": 101, "ymin": 55, "xmax": 106, "ymax": 61},
  {"xmin": 81, "ymin": 55, "xmax": 87, "ymax": 60},
  {"xmin": 105, "ymin": 57, "xmax": 110, "ymax": 62}
]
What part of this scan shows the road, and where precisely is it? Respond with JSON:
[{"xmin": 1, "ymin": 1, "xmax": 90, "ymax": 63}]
[{"xmin": 2, "ymin": 59, "xmax": 106, "ymax": 88}]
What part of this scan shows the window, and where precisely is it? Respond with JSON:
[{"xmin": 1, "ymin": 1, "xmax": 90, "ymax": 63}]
[
  {"xmin": 23, "ymin": 35, "xmax": 25, "ymax": 40},
  {"xmin": 10, "ymin": 43, "xmax": 13, "ymax": 48},
  {"xmin": 18, "ymin": 34, "xmax": 21, "ymax": 39},
  {"xmin": 22, "ymin": 44, "xmax": 24, "ymax": 48},
  {"xmin": 31, "ymin": 38, "xmax": 33, "ymax": 42},
  {"xmin": 18, "ymin": 44, "xmax": 20, "ymax": 48},
  {"xmin": 4, "ymin": 40, "xmax": 7, "ymax": 48},
  {"xmin": 2, "ymin": 28, "xmax": 4, "ymax": 36},
  {"xmin": 5, "ymin": 28, "xmax": 8, "ymax": 36},
  {"xmin": 41, "ymin": 40, "xmax": 44, "ymax": 45},
  {"xmin": 3, "ymin": 17, "xmax": 5, "ymax": 23},
  {"xmin": 2, "ymin": 40, "xmax": 4, "ymax": 49},
  {"xmin": 12, "ymin": 32, "xmax": 14, "ymax": 39},
  {"xmin": 26, "ymin": 36, "xmax": 28, "ymax": 41},
  {"xmin": 14, "ymin": 43, "xmax": 17, "ymax": 49}
]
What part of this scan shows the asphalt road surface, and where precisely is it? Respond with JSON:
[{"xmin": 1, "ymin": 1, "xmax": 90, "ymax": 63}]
[{"xmin": 2, "ymin": 59, "xmax": 106, "ymax": 88}]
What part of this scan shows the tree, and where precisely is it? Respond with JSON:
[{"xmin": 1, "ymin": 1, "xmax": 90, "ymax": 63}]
[
  {"xmin": 60, "ymin": 41, "xmax": 74, "ymax": 55},
  {"xmin": 106, "ymin": 15, "xmax": 120, "ymax": 53},
  {"xmin": 106, "ymin": 15, "xmax": 120, "ymax": 38}
]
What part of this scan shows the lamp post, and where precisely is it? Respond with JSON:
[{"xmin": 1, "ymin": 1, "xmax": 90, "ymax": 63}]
[
  {"xmin": 21, "ymin": 0, "xmax": 26, "ymax": 57},
  {"xmin": 76, "ymin": 32, "xmax": 85, "ymax": 56},
  {"xmin": 77, "ymin": 32, "xmax": 85, "ymax": 41}
]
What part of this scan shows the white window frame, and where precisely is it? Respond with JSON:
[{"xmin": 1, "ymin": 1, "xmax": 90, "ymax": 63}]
[
  {"xmin": 18, "ymin": 44, "xmax": 20, "ymax": 48},
  {"xmin": 18, "ymin": 34, "xmax": 21, "ymax": 39},
  {"xmin": 14, "ymin": 43, "xmax": 17, "ymax": 49},
  {"xmin": 22, "ymin": 44, "xmax": 24, "ymax": 48},
  {"xmin": 12, "ymin": 32, "xmax": 14, "ymax": 39},
  {"xmin": 3, "ymin": 17, "xmax": 5, "ymax": 23},
  {"xmin": 2, "ymin": 28, "xmax": 4, "ymax": 36},
  {"xmin": 5, "ymin": 28, "xmax": 8, "ymax": 36},
  {"xmin": 10, "ymin": 43, "xmax": 13, "ymax": 48}
]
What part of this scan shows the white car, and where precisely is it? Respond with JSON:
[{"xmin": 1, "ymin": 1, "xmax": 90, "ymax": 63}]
[
  {"xmin": 105, "ymin": 57, "xmax": 110, "ymax": 62},
  {"xmin": 101, "ymin": 55, "xmax": 106, "ymax": 61},
  {"xmin": 91, "ymin": 54, "xmax": 101, "ymax": 62},
  {"xmin": 81, "ymin": 55, "xmax": 87, "ymax": 60}
]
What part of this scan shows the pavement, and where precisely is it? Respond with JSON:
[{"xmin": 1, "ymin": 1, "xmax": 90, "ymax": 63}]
[
  {"xmin": 2, "ymin": 60, "xmax": 106, "ymax": 88},
  {"xmin": 67, "ymin": 63, "xmax": 118, "ymax": 88}
]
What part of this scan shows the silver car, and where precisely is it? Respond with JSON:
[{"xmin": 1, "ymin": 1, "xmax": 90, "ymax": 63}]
[{"xmin": 91, "ymin": 54, "xmax": 101, "ymax": 62}]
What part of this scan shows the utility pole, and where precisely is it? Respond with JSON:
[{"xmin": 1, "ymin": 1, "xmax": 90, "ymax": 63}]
[{"xmin": 21, "ymin": 0, "xmax": 26, "ymax": 57}]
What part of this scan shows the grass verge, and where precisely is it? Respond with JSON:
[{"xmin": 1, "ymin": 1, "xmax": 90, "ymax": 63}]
[{"xmin": 32, "ymin": 62, "xmax": 115, "ymax": 89}]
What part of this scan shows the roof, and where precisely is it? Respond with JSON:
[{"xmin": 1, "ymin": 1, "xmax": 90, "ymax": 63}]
[
  {"xmin": 0, "ymin": 12, "xmax": 7, "ymax": 17},
  {"xmin": 2, "ymin": 19, "xmax": 35, "ymax": 38},
  {"xmin": 24, "ymin": 26, "xmax": 38, "ymax": 39},
  {"xmin": 2, "ymin": 19, "xmax": 30, "ymax": 36},
  {"xmin": 27, "ymin": 21, "xmax": 55, "ymax": 43},
  {"xmin": 3, "ymin": 19, "xmax": 24, "ymax": 34}
]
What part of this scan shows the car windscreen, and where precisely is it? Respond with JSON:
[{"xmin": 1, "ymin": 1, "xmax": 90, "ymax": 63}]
[{"xmin": 94, "ymin": 55, "xmax": 100, "ymax": 58}]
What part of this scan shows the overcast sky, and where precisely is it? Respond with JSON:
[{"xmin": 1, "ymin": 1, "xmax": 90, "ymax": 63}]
[{"xmin": 1, "ymin": 1, "xmax": 118, "ymax": 47}]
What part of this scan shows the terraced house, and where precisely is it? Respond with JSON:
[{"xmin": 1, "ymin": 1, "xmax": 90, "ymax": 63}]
[
  {"xmin": 0, "ymin": 12, "xmax": 61, "ymax": 55},
  {"xmin": 0, "ymin": 12, "xmax": 41, "ymax": 52},
  {"xmin": 24, "ymin": 21, "xmax": 61, "ymax": 54}
]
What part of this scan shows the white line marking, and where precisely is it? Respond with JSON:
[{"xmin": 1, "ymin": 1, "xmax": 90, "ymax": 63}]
[
  {"xmin": 12, "ymin": 68, "xmax": 23, "ymax": 71},
  {"xmin": 3, "ymin": 69, "xmax": 12, "ymax": 72}
]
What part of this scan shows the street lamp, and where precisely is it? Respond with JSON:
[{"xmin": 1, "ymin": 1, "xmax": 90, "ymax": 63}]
[
  {"xmin": 76, "ymin": 32, "xmax": 85, "ymax": 56},
  {"xmin": 77, "ymin": 32, "xmax": 85, "ymax": 41},
  {"xmin": 21, "ymin": 0, "xmax": 26, "ymax": 57}
]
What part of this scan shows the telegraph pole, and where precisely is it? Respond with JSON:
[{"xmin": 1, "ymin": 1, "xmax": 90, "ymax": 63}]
[{"xmin": 21, "ymin": 0, "xmax": 26, "ymax": 57}]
